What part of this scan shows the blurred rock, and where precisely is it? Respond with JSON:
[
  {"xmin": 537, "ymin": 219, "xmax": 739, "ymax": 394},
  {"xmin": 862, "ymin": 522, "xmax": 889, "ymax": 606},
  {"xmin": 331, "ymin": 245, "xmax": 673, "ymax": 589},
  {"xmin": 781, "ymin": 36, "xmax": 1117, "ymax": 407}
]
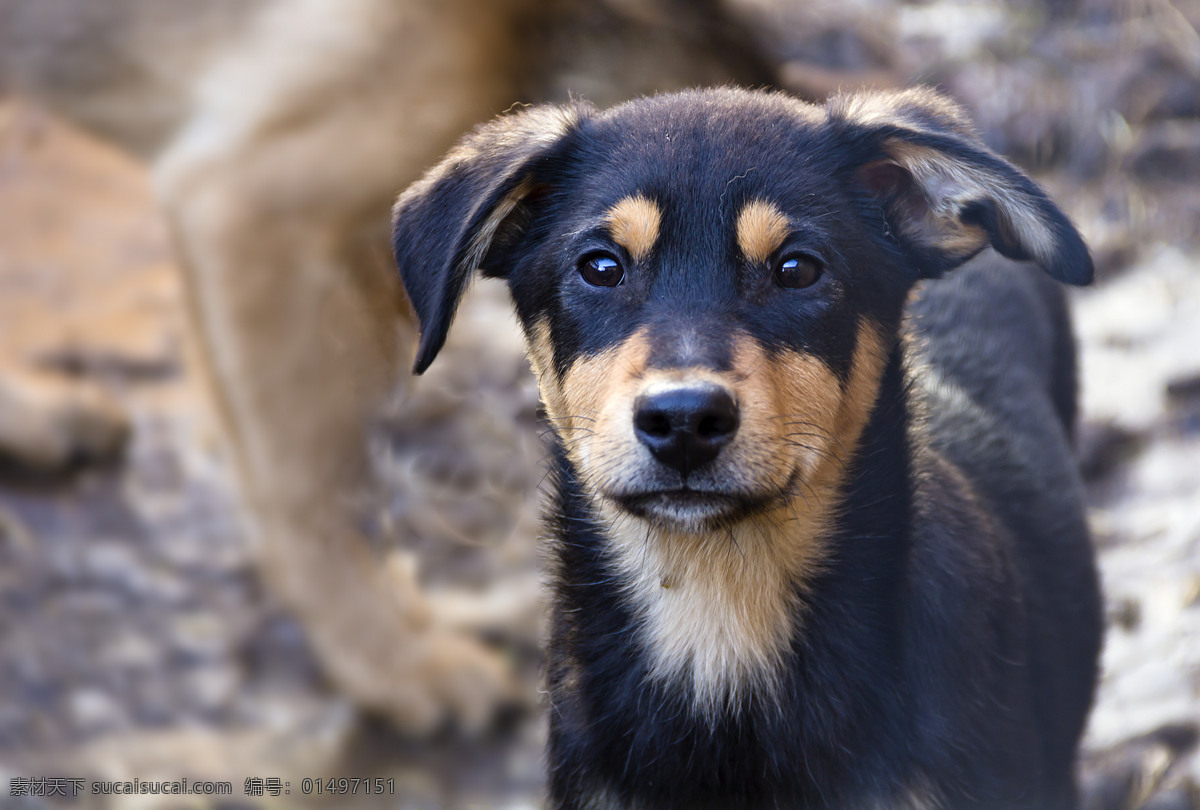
[
  {"xmin": 1081, "ymin": 723, "xmax": 1199, "ymax": 810},
  {"xmin": 1118, "ymin": 42, "xmax": 1200, "ymax": 125},
  {"xmin": 1109, "ymin": 596, "xmax": 1144, "ymax": 633},
  {"xmin": 1167, "ymin": 371, "xmax": 1200, "ymax": 404},
  {"xmin": 67, "ymin": 688, "xmax": 124, "ymax": 736},
  {"xmin": 1142, "ymin": 783, "xmax": 1200, "ymax": 810},
  {"xmin": 1078, "ymin": 419, "xmax": 1146, "ymax": 482},
  {"xmin": 1075, "ymin": 247, "xmax": 1200, "ymax": 433},
  {"xmin": 183, "ymin": 663, "xmax": 241, "ymax": 716},
  {"xmin": 1127, "ymin": 121, "xmax": 1200, "ymax": 184},
  {"xmin": 99, "ymin": 630, "xmax": 161, "ymax": 671},
  {"xmin": 1090, "ymin": 237, "xmax": 1142, "ymax": 284},
  {"xmin": 170, "ymin": 613, "xmax": 234, "ymax": 664},
  {"xmin": 732, "ymin": 0, "xmax": 900, "ymax": 101}
]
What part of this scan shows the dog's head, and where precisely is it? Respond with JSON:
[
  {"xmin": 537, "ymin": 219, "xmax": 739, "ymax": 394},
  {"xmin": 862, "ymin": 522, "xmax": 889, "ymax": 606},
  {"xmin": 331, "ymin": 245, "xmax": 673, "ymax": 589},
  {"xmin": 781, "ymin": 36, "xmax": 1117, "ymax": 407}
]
[{"xmin": 393, "ymin": 88, "xmax": 1091, "ymax": 537}]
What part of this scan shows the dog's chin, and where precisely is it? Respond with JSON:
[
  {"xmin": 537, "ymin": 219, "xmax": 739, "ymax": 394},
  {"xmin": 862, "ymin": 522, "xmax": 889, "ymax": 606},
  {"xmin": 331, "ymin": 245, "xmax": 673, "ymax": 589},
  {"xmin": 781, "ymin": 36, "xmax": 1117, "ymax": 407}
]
[{"xmin": 610, "ymin": 489, "xmax": 768, "ymax": 533}]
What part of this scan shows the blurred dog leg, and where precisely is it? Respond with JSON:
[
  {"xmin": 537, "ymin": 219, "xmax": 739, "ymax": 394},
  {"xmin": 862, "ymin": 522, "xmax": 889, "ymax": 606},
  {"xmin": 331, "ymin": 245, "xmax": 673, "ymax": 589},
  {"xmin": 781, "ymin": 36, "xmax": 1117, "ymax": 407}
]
[
  {"xmin": 1, "ymin": 0, "xmax": 538, "ymax": 733},
  {"xmin": 148, "ymin": 0, "xmax": 537, "ymax": 732}
]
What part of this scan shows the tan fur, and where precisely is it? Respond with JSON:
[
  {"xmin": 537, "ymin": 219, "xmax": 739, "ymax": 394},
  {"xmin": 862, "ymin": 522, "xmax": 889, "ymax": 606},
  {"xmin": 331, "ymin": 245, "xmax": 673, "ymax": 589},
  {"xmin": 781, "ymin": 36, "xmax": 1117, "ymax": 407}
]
[
  {"xmin": 393, "ymin": 103, "xmax": 583, "ymax": 227},
  {"xmin": 464, "ymin": 177, "xmax": 535, "ymax": 273},
  {"xmin": 524, "ymin": 318, "xmax": 557, "ymax": 394},
  {"xmin": 556, "ymin": 330, "xmax": 654, "ymax": 479},
  {"xmin": 548, "ymin": 323, "xmax": 888, "ymax": 713},
  {"xmin": 603, "ymin": 195, "xmax": 662, "ymax": 262},
  {"xmin": 735, "ymin": 199, "xmax": 791, "ymax": 264},
  {"xmin": 832, "ymin": 86, "xmax": 977, "ymax": 139},
  {"xmin": 526, "ymin": 317, "xmax": 569, "ymax": 423}
]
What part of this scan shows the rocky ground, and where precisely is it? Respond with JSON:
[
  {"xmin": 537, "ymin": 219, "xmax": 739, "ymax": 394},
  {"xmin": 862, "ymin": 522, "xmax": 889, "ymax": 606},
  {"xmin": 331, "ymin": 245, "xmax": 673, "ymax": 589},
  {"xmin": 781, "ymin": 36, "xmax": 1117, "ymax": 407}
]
[{"xmin": 1, "ymin": 1, "xmax": 1199, "ymax": 807}]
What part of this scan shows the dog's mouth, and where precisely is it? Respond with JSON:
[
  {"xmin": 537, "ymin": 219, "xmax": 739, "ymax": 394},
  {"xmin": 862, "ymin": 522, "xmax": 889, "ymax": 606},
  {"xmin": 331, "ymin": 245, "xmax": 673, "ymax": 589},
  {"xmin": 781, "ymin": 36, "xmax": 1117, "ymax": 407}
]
[{"xmin": 611, "ymin": 485, "xmax": 783, "ymax": 531}]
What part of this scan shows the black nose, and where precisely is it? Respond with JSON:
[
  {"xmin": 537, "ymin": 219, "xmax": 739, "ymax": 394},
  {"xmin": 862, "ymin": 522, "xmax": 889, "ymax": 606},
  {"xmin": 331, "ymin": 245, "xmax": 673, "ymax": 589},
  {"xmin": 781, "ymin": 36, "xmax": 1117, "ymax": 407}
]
[{"xmin": 633, "ymin": 384, "xmax": 739, "ymax": 475}]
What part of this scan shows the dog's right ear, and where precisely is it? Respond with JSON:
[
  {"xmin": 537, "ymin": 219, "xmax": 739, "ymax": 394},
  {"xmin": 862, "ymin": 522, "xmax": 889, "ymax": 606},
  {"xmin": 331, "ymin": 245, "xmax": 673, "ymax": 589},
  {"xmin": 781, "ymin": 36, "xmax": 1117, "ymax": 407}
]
[{"xmin": 393, "ymin": 104, "xmax": 587, "ymax": 374}]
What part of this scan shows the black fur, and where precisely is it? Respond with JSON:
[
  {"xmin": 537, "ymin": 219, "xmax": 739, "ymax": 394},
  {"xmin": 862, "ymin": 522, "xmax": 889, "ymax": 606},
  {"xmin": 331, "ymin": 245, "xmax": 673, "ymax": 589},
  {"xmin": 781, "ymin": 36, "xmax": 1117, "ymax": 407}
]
[{"xmin": 393, "ymin": 87, "xmax": 1103, "ymax": 809}]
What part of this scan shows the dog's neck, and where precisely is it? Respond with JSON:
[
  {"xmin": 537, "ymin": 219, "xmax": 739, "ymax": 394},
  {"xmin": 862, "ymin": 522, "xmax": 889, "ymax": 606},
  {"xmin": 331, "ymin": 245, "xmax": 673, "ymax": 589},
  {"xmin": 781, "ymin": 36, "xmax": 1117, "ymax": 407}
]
[{"xmin": 548, "ymin": 345, "xmax": 915, "ymax": 719}]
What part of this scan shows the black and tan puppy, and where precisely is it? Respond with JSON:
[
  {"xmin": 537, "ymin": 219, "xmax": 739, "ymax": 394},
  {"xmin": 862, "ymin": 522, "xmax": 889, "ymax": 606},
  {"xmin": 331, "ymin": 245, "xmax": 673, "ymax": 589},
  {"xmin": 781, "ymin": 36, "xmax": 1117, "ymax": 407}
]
[{"xmin": 392, "ymin": 87, "xmax": 1104, "ymax": 809}]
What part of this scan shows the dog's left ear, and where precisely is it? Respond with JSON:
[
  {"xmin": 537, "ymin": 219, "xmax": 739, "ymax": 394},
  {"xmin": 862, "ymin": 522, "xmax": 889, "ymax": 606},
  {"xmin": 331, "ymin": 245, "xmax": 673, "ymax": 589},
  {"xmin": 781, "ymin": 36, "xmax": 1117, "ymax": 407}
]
[
  {"xmin": 830, "ymin": 87, "xmax": 1092, "ymax": 285},
  {"xmin": 393, "ymin": 103, "xmax": 588, "ymax": 373}
]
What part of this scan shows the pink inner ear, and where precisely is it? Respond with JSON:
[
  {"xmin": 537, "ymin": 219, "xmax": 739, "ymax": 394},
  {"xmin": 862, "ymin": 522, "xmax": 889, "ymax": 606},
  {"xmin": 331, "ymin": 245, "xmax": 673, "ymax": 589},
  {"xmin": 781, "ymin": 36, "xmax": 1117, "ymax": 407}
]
[
  {"xmin": 857, "ymin": 160, "xmax": 930, "ymax": 221},
  {"xmin": 858, "ymin": 160, "xmax": 909, "ymax": 195}
]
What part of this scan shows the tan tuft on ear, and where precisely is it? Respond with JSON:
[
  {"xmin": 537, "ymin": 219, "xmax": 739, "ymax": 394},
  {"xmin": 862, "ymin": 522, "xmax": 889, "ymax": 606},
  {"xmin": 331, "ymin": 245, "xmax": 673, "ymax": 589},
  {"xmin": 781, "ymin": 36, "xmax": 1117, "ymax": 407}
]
[{"xmin": 830, "ymin": 86, "xmax": 978, "ymax": 139}]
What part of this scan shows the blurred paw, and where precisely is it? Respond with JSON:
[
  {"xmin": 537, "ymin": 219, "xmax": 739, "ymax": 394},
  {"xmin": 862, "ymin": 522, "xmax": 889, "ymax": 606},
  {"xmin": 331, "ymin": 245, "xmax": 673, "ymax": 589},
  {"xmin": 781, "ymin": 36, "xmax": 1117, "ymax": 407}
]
[
  {"xmin": 314, "ymin": 626, "xmax": 524, "ymax": 736},
  {"xmin": 282, "ymin": 550, "xmax": 529, "ymax": 737},
  {"xmin": 420, "ymin": 632, "xmax": 526, "ymax": 735},
  {"xmin": 0, "ymin": 369, "xmax": 129, "ymax": 478}
]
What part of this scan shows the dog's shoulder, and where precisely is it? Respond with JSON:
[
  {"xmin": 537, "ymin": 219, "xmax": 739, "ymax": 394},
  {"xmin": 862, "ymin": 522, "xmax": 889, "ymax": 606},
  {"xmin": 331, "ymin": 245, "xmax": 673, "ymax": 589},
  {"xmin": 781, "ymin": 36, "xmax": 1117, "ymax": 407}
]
[{"xmin": 902, "ymin": 251, "xmax": 1087, "ymax": 538}]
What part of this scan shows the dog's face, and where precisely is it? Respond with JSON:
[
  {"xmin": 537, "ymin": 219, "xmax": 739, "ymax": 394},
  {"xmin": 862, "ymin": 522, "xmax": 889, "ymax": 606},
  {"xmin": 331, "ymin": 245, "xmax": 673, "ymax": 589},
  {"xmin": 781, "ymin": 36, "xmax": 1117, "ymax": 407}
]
[
  {"xmin": 395, "ymin": 88, "xmax": 1090, "ymax": 705},
  {"xmin": 393, "ymin": 88, "xmax": 1090, "ymax": 537},
  {"xmin": 498, "ymin": 104, "xmax": 904, "ymax": 535}
]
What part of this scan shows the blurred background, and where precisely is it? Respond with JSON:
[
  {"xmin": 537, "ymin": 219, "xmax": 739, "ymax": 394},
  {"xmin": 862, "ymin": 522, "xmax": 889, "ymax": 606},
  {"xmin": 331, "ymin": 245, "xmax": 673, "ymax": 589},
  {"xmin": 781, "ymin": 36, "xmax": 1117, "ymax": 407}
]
[{"xmin": 1, "ymin": 0, "xmax": 1199, "ymax": 807}]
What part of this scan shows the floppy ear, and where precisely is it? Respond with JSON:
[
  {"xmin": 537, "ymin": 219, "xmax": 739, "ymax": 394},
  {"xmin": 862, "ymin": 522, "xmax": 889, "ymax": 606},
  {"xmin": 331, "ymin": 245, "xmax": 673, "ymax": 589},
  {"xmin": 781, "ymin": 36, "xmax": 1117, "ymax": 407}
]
[
  {"xmin": 392, "ymin": 103, "xmax": 587, "ymax": 373},
  {"xmin": 829, "ymin": 88, "xmax": 1093, "ymax": 285}
]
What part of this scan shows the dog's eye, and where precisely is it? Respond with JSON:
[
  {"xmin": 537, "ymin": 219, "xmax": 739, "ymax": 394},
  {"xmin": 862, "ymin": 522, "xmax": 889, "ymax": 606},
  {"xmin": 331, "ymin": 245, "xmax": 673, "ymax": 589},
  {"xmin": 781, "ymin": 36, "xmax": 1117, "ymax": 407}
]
[
  {"xmin": 774, "ymin": 253, "xmax": 823, "ymax": 289},
  {"xmin": 579, "ymin": 253, "xmax": 625, "ymax": 287}
]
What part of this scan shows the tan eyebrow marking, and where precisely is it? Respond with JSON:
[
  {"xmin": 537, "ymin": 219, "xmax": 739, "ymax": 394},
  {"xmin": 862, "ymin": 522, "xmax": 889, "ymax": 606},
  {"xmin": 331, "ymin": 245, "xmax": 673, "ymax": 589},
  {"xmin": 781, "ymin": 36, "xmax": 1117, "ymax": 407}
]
[
  {"xmin": 604, "ymin": 195, "xmax": 662, "ymax": 262},
  {"xmin": 736, "ymin": 199, "xmax": 791, "ymax": 264}
]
